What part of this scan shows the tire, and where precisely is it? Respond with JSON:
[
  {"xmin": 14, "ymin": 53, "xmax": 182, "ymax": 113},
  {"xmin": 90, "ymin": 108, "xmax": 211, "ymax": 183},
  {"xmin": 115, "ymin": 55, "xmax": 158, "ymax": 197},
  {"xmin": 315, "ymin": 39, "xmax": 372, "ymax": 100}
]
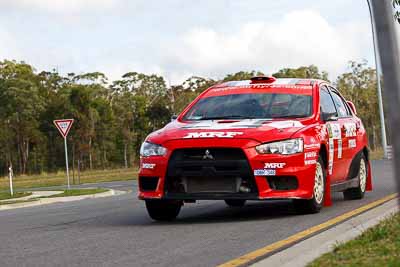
[
  {"xmin": 224, "ymin": 199, "xmax": 246, "ymax": 207},
  {"xmin": 294, "ymin": 156, "xmax": 325, "ymax": 214},
  {"xmin": 145, "ymin": 199, "xmax": 182, "ymax": 221},
  {"xmin": 343, "ymin": 155, "xmax": 367, "ymax": 200}
]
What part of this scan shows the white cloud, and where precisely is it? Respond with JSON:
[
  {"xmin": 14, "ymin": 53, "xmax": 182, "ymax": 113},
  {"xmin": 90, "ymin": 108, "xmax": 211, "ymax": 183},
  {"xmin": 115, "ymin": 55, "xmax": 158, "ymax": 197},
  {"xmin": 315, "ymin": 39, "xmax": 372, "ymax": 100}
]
[
  {"xmin": 0, "ymin": 28, "xmax": 20, "ymax": 61},
  {"xmin": 0, "ymin": 6, "xmax": 375, "ymax": 86},
  {"xmin": 0, "ymin": 0, "xmax": 120, "ymax": 13},
  {"xmin": 169, "ymin": 9, "xmax": 372, "ymax": 81}
]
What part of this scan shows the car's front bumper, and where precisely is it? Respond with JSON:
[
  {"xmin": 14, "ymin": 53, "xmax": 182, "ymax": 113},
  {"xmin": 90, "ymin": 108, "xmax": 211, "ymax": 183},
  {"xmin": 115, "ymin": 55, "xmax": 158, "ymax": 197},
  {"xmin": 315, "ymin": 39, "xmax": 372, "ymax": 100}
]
[{"xmin": 138, "ymin": 139, "xmax": 317, "ymax": 201}]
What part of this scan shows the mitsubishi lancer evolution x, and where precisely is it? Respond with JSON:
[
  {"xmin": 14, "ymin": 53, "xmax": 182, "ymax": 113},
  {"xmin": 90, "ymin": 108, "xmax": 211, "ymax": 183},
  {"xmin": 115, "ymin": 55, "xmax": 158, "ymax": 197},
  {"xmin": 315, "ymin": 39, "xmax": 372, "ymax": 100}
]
[{"xmin": 138, "ymin": 76, "xmax": 372, "ymax": 221}]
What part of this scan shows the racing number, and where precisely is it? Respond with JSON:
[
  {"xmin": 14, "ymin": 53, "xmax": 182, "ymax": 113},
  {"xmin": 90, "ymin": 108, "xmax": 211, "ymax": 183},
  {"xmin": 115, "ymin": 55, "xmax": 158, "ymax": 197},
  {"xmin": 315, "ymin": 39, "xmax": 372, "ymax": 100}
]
[
  {"xmin": 329, "ymin": 88, "xmax": 358, "ymax": 180},
  {"xmin": 320, "ymin": 86, "xmax": 347, "ymax": 183}
]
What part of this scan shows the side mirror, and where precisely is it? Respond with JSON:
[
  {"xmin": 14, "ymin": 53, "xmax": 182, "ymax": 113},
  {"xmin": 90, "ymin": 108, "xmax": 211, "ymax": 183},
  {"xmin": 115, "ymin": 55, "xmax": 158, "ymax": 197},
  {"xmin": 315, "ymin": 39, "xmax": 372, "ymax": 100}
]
[
  {"xmin": 347, "ymin": 101, "xmax": 357, "ymax": 115},
  {"xmin": 171, "ymin": 115, "xmax": 178, "ymax": 121},
  {"xmin": 322, "ymin": 112, "xmax": 338, "ymax": 122}
]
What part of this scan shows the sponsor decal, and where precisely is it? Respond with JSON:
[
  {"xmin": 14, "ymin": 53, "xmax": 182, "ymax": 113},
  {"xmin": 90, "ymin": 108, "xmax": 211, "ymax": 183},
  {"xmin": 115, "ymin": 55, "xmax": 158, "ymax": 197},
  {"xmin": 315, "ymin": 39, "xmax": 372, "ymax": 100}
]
[
  {"xmin": 210, "ymin": 86, "xmax": 244, "ymax": 93},
  {"xmin": 328, "ymin": 138, "xmax": 334, "ymax": 175},
  {"xmin": 305, "ymin": 151, "xmax": 318, "ymax": 165},
  {"xmin": 338, "ymin": 139, "xmax": 343, "ymax": 159},
  {"xmin": 304, "ymin": 151, "xmax": 317, "ymax": 159},
  {"xmin": 183, "ymin": 132, "xmax": 243, "ymax": 138},
  {"xmin": 327, "ymin": 123, "xmax": 341, "ymax": 139},
  {"xmin": 349, "ymin": 139, "xmax": 357, "ymax": 148},
  {"xmin": 182, "ymin": 120, "xmax": 265, "ymax": 129},
  {"xmin": 269, "ymin": 85, "xmax": 312, "ymax": 90},
  {"xmin": 264, "ymin": 163, "xmax": 286, "ymax": 169},
  {"xmin": 344, "ymin": 123, "xmax": 357, "ymax": 137},
  {"xmin": 318, "ymin": 125, "xmax": 327, "ymax": 140},
  {"xmin": 304, "ymin": 143, "xmax": 320, "ymax": 150},
  {"xmin": 254, "ymin": 169, "xmax": 276, "ymax": 176},
  {"xmin": 305, "ymin": 159, "xmax": 317, "ymax": 165},
  {"xmin": 211, "ymin": 84, "xmax": 312, "ymax": 92},
  {"xmin": 142, "ymin": 163, "xmax": 156, "ymax": 169}
]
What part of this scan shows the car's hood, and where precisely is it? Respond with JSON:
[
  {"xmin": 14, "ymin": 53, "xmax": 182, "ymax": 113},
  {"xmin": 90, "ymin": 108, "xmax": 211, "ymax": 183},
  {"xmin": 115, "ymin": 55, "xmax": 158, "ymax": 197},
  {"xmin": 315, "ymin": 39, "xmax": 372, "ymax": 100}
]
[{"xmin": 147, "ymin": 119, "xmax": 307, "ymax": 146}]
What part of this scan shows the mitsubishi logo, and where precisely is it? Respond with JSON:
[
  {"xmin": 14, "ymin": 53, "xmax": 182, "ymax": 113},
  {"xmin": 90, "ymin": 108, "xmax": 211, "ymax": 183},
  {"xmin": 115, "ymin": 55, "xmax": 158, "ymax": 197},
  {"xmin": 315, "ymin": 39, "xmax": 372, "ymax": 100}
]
[{"xmin": 202, "ymin": 150, "xmax": 214, "ymax": 160}]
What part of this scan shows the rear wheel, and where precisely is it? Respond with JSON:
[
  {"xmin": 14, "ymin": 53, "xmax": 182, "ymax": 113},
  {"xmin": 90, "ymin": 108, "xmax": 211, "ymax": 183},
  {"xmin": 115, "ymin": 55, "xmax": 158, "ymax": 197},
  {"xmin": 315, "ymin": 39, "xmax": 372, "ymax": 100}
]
[
  {"xmin": 145, "ymin": 200, "xmax": 182, "ymax": 221},
  {"xmin": 224, "ymin": 199, "xmax": 246, "ymax": 207},
  {"xmin": 343, "ymin": 155, "xmax": 367, "ymax": 200},
  {"xmin": 294, "ymin": 156, "xmax": 325, "ymax": 214}
]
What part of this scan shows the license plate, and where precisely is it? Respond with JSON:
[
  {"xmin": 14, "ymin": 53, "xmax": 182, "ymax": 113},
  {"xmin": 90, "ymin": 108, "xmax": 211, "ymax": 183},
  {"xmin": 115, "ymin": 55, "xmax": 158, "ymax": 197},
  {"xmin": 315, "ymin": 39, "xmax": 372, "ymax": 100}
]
[{"xmin": 254, "ymin": 169, "xmax": 276, "ymax": 176}]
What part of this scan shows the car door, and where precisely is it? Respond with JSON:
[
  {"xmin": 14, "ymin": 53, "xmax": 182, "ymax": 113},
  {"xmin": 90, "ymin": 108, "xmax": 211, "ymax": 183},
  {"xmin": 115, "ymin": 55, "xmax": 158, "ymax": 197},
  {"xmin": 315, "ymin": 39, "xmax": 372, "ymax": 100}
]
[
  {"xmin": 319, "ymin": 86, "xmax": 346, "ymax": 184},
  {"xmin": 329, "ymin": 88, "xmax": 358, "ymax": 180}
]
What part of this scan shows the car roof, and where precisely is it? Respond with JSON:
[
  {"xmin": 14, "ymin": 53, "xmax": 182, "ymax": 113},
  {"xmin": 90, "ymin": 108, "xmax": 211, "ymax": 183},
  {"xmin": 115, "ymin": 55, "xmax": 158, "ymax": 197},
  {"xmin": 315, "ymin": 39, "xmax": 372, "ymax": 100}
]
[
  {"xmin": 202, "ymin": 78, "xmax": 328, "ymax": 98},
  {"xmin": 213, "ymin": 78, "xmax": 326, "ymax": 88}
]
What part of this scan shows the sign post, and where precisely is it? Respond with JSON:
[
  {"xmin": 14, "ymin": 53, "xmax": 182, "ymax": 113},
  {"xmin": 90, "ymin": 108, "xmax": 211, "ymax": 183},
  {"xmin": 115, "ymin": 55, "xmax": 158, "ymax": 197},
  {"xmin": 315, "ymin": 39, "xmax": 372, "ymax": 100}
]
[
  {"xmin": 53, "ymin": 119, "xmax": 74, "ymax": 190},
  {"xmin": 8, "ymin": 163, "xmax": 13, "ymax": 196}
]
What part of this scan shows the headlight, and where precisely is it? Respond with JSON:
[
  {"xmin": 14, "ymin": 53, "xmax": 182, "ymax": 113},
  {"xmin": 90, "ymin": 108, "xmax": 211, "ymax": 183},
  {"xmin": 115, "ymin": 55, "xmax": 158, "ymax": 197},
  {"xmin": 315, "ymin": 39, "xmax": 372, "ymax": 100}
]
[
  {"xmin": 256, "ymin": 138, "xmax": 303, "ymax": 155},
  {"xmin": 140, "ymin": 141, "xmax": 167, "ymax": 157}
]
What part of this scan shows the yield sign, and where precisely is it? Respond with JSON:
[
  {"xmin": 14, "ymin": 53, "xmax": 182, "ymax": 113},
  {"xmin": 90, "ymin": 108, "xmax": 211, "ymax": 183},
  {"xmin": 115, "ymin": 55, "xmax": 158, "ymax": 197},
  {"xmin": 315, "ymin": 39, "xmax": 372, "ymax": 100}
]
[{"xmin": 54, "ymin": 119, "xmax": 74, "ymax": 138}]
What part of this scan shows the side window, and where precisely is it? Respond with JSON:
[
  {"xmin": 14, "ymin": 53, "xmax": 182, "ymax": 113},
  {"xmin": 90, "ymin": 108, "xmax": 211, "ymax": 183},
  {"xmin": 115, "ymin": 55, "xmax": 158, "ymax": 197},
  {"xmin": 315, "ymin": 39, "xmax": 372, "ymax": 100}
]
[
  {"xmin": 320, "ymin": 86, "xmax": 337, "ymax": 116},
  {"xmin": 330, "ymin": 90, "xmax": 351, "ymax": 117}
]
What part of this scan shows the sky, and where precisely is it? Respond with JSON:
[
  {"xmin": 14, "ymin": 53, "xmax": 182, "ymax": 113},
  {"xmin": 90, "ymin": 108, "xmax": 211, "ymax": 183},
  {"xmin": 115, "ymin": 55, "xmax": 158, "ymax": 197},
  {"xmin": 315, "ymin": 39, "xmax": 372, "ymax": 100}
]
[{"xmin": 0, "ymin": 0, "xmax": 382, "ymax": 85}]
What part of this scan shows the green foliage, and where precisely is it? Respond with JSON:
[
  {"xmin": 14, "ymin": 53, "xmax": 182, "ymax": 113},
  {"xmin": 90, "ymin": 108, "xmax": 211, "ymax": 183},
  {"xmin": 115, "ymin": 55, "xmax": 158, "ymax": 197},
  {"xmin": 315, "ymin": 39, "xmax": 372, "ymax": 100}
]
[
  {"xmin": 170, "ymin": 76, "xmax": 216, "ymax": 114},
  {"xmin": 0, "ymin": 191, "xmax": 31, "ymax": 201},
  {"xmin": 222, "ymin": 71, "xmax": 264, "ymax": 82},
  {"xmin": 273, "ymin": 65, "xmax": 329, "ymax": 81},
  {"xmin": 0, "ymin": 60, "xmax": 45, "ymax": 174},
  {"xmin": 0, "ymin": 60, "xmax": 384, "ymax": 176},
  {"xmin": 308, "ymin": 213, "xmax": 400, "ymax": 267},
  {"xmin": 336, "ymin": 61, "xmax": 383, "ymax": 149},
  {"xmin": 0, "ymin": 167, "xmax": 136, "ymax": 191}
]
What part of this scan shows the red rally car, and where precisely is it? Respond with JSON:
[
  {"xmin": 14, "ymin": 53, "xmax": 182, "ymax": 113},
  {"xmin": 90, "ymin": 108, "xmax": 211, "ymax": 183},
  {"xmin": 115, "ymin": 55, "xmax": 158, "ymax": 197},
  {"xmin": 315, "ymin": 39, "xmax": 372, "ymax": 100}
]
[{"xmin": 138, "ymin": 76, "xmax": 372, "ymax": 221}]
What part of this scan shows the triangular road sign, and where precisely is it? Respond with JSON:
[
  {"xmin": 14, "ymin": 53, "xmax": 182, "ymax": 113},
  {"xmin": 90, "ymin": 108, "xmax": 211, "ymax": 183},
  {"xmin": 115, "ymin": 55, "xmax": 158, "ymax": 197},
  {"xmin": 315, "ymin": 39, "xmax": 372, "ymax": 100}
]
[{"xmin": 54, "ymin": 119, "xmax": 74, "ymax": 138}]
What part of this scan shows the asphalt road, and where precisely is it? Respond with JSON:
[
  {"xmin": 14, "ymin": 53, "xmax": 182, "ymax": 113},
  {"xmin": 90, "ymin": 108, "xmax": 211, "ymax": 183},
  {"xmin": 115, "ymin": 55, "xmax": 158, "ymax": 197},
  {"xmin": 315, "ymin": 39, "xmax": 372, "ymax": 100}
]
[{"xmin": 0, "ymin": 160, "xmax": 397, "ymax": 267}]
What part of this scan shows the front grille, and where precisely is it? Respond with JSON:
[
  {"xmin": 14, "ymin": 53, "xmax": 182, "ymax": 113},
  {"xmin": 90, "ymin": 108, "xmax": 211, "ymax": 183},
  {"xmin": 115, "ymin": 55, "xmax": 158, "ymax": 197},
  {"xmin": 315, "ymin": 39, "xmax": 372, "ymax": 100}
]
[
  {"xmin": 164, "ymin": 148, "xmax": 258, "ymax": 199},
  {"xmin": 267, "ymin": 176, "xmax": 298, "ymax": 190}
]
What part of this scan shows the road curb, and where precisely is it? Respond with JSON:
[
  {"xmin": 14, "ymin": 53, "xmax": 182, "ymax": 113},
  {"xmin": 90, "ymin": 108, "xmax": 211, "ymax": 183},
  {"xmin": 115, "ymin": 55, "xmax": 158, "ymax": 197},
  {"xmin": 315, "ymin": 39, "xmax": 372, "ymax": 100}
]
[
  {"xmin": 251, "ymin": 197, "xmax": 399, "ymax": 267},
  {"xmin": 0, "ymin": 191, "xmax": 63, "ymax": 203},
  {"xmin": 0, "ymin": 189, "xmax": 127, "ymax": 211}
]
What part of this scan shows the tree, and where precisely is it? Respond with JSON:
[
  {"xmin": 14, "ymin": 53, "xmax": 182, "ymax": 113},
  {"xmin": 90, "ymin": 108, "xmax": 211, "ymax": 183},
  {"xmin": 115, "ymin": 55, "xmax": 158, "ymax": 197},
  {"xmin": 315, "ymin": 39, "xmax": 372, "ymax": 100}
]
[
  {"xmin": 67, "ymin": 73, "xmax": 112, "ymax": 170},
  {"xmin": 273, "ymin": 65, "xmax": 329, "ymax": 81},
  {"xmin": 170, "ymin": 76, "xmax": 216, "ymax": 114},
  {"xmin": 222, "ymin": 71, "xmax": 264, "ymax": 82},
  {"xmin": 336, "ymin": 61, "xmax": 381, "ymax": 149},
  {"xmin": 111, "ymin": 72, "xmax": 170, "ymax": 167},
  {"xmin": 111, "ymin": 91, "xmax": 148, "ymax": 168},
  {"xmin": 0, "ymin": 60, "xmax": 45, "ymax": 174}
]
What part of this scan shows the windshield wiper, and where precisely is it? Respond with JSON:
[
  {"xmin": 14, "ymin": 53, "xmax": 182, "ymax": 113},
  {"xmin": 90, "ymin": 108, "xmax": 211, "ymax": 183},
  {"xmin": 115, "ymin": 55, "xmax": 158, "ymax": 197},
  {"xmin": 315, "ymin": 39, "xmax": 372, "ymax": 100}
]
[
  {"xmin": 198, "ymin": 115, "xmax": 255, "ymax": 120},
  {"xmin": 273, "ymin": 115, "xmax": 307, "ymax": 119}
]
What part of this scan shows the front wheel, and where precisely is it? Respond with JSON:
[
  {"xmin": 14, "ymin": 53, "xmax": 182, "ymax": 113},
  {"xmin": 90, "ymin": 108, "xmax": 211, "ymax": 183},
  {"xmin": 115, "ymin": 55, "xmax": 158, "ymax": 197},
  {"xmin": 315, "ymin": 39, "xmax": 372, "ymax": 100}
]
[
  {"xmin": 343, "ymin": 155, "xmax": 367, "ymax": 200},
  {"xmin": 293, "ymin": 156, "xmax": 325, "ymax": 214},
  {"xmin": 145, "ymin": 200, "xmax": 182, "ymax": 221}
]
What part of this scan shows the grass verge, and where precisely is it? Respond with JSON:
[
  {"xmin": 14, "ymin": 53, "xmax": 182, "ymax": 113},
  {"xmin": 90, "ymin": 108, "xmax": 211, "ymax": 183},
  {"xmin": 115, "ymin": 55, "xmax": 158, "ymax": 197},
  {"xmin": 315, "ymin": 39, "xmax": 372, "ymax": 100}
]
[
  {"xmin": 0, "ymin": 199, "xmax": 38, "ymax": 205},
  {"xmin": 370, "ymin": 148, "xmax": 384, "ymax": 160},
  {"xmin": 0, "ymin": 167, "xmax": 137, "ymax": 191},
  {"xmin": 308, "ymin": 213, "xmax": 400, "ymax": 267},
  {"xmin": 43, "ymin": 188, "xmax": 108, "ymax": 198},
  {"xmin": 0, "ymin": 191, "xmax": 32, "ymax": 201}
]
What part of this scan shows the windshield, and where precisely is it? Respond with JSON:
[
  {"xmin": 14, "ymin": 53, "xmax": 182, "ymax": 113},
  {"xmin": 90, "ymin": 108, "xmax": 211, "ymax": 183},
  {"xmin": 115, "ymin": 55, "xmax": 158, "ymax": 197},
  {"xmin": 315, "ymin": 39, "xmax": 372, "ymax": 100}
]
[{"xmin": 183, "ymin": 93, "xmax": 312, "ymax": 120}]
